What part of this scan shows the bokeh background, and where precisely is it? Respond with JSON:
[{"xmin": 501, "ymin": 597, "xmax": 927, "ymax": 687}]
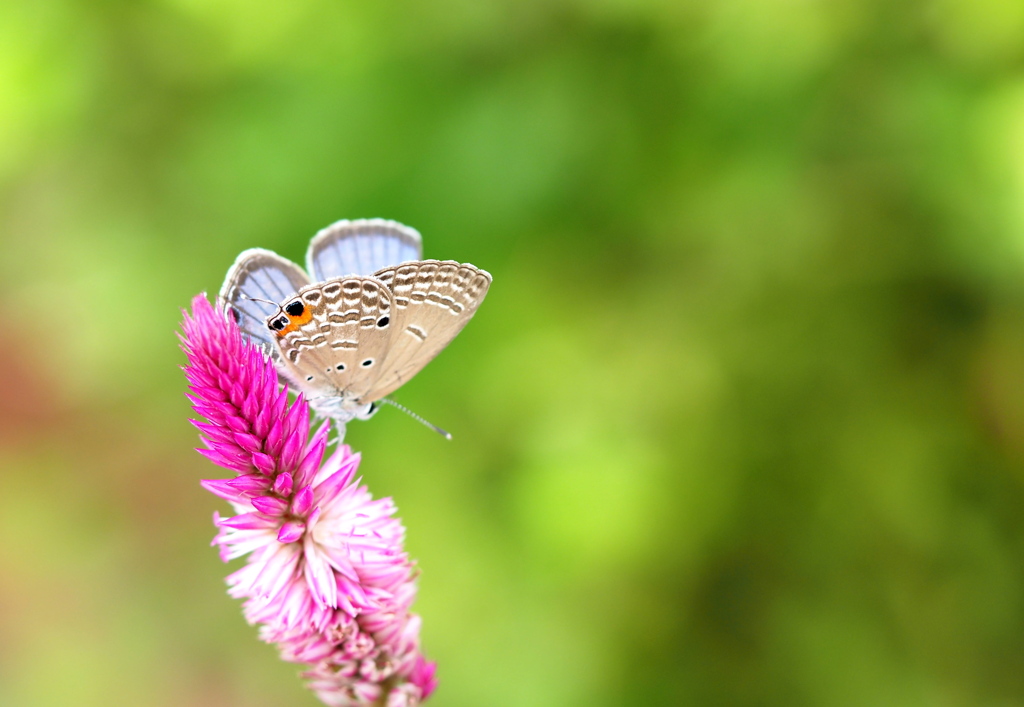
[{"xmin": 4, "ymin": 1, "xmax": 1024, "ymax": 705}]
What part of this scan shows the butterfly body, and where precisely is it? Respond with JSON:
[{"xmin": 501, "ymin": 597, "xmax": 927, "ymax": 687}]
[{"xmin": 219, "ymin": 220, "xmax": 491, "ymax": 430}]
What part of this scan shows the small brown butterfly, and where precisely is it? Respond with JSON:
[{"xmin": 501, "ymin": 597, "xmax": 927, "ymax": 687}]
[{"xmin": 220, "ymin": 219, "xmax": 491, "ymax": 437}]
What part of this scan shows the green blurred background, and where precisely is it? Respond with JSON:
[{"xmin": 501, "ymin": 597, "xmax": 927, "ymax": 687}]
[{"xmin": 4, "ymin": 1, "xmax": 1024, "ymax": 705}]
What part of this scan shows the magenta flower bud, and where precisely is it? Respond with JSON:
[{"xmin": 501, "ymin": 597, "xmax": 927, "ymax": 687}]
[
  {"xmin": 409, "ymin": 656, "xmax": 438, "ymax": 700},
  {"xmin": 251, "ymin": 452, "xmax": 276, "ymax": 475},
  {"xmin": 292, "ymin": 485, "xmax": 314, "ymax": 516},
  {"xmin": 224, "ymin": 414, "xmax": 249, "ymax": 434},
  {"xmin": 241, "ymin": 393, "xmax": 259, "ymax": 425},
  {"xmin": 251, "ymin": 495, "xmax": 288, "ymax": 516},
  {"xmin": 217, "ymin": 512, "xmax": 268, "ymax": 530},
  {"xmin": 232, "ymin": 431, "xmax": 263, "ymax": 454},
  {"xmin": 197, "ymin": 447, "xmax": 251, "ymax": 474},
  {"xmin": 282, "ymin": 398, "xmax": 309, "ymax": 445},
  {"xmin": 192, "ymin": 420, "xmax": 234, "ymax": 445},
  {"xmin": 264, "ymin": 419, "xmax": 285, "ymax": 459},
  {"xmin": 200, "ymin": 478, "xmax": 245, "ymax": 503},
  {"xmin": 279, "ymin": 429, "xmax": 305, "ymax": 473},
  {"xmin": 277, "ymin": 520, "xmax": 306, "ymax": 543},
  {"xmin": 226, "ymin": 473, "xmax": 269, "ymax": 493},
  {"xmin": 180, "ymin": 294, "xmax": 436, "ymax": 706},
  {"xmin": 273, "ymin": 471, "xmax": 293, "ymax": 496},
  {"xmin": 295, "ymin": 428, "xmax": 328, "ymax": 487}
]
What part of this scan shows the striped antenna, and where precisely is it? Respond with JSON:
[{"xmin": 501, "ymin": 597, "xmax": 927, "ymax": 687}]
[{"xmin": 378, "ymin": 398, "xmax": 452, "ymax": 440}]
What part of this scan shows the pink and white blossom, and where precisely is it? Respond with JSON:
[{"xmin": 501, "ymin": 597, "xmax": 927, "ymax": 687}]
[{"xmin": 180, "ymin": 294, "xmax": 436, "ymax": 706}]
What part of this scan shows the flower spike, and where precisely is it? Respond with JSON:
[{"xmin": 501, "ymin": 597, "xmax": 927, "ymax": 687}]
[{"xmin": 181, "ymin": 294, "xmax": 436, "ymax": 706}]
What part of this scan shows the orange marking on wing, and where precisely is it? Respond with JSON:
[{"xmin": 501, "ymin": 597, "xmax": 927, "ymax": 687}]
[{"xmin": 276, "ymin": 306, "xmax": 314, "ymax": 337}]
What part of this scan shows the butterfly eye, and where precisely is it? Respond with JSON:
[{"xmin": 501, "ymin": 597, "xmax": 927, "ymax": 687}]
[
  {"xmin": 376, "ymin": 316, "xmax": 389, "ymax": 328},
  {"xmin": 286, "ymin": 301, "xmax": 305, "ymax": 317},
  {"xmin": 361, "ymin": 359, "xmax": 374, "ymax": 367}
]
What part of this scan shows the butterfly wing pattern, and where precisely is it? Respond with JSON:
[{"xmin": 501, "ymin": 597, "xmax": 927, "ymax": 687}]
[
  {"xmin": 219, "ymin": 219, "xmax": 491, "ymax": 431},
  {"xmin": 271, "ymin": 277, "xmax": 395, "ymax": 406},
  {"xmin": 366, "ymin": 260, "xmax": 492, "ymax": 401},
  {"xmin": 306, "ymin": 219, "xmax": 422, "ymax": 280}
]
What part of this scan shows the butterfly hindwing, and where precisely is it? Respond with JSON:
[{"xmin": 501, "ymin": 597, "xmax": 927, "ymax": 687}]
[
  {"xmin": 220, "ymin": 248, "xmax": 311, "ymax": 348},
  {"xmin": 305, "ymin": 219, "xmax": 423, "ymax": 281},
  {"xmin": 363, "ymin": 260, "xmax": 491, "ymax": 402},
  {"xmin": 271, "ymin": 277, "xmax": 396, "ymax": 402}
]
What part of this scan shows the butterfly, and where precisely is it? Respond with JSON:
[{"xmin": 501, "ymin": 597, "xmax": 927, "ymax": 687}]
[{"xmin": 219, "ymin": 219, "xmax": 491, "ymax": 436}]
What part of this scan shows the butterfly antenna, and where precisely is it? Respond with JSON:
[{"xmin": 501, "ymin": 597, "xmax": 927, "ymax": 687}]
[
  {"xmin": 239, "ymin": 293, "xmax": 280, "ymax": 307},
  {"xmin": 378, "ymin": 398, "xmax": 453, "ymax": 440}
]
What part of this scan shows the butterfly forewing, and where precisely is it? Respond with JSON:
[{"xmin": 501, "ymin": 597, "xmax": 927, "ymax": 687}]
[
  {"xmin": 363, "ymin": 260, "xmax": 491, "ymax": 402},
  {"xmin": 220, "ymin": 248, "xmax": 311, "ymax": 348},
  {"xmin": 272, "ymin": 277, "xmax": 396, "ymax": 401},
  {"xmin": 305, "ymin": 219, "xmax": 423, "ymax": 281}
]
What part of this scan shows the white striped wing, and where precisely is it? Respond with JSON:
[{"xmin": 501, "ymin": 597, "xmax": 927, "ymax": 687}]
[
  {"xmin": 305, "ymin": 219, "xmax": 422, "ymax": 280},
  {"xmin": 219, "ymin": 248, "xmax": 311, "ymax": 348}
]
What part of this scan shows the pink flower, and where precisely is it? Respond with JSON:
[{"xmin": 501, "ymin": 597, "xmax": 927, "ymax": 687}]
[{"xmin": 180, "ymin": 294, "xmax": 437, "ymax": 706}]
